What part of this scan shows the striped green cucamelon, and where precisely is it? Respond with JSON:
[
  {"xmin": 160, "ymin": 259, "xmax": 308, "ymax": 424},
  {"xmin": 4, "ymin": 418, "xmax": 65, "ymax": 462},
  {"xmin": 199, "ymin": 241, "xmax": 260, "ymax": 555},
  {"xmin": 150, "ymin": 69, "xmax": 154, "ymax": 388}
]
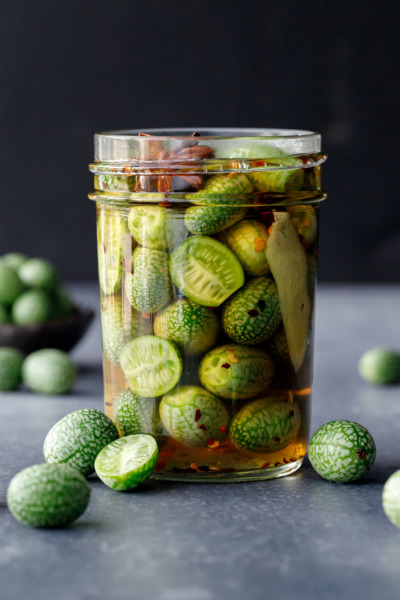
[
  {"xmin": 199, "ymin": 344, "xmax": 274, "ymax": 400},
  {"xmin": 221, "ymin": 276, "xmax": 281, "ymax": 344},
  {"xmin": 43, "ymin": 409, "xmax": 119, "ymax": 476},
  {"xmin": 125, "ymin": 245, "xmax": 172, "ymax": 313},
  {"xmin": 97, "ymin": 208, "xmax": 131, "ymax": 295},
  {"xmin": 358, "ymin": 348, "xmax": 400, "ymax": 385},
  {"xmin": 308, "ymin": 420, "xmax": 376, "ymax": 482},
  {"xmin": 229, "ymin": 396, "xmax": 301, "ymax": 452},
  {"xmin": 159, "ymin": 385, "xmax": 230, "ymax": 447},
  {"xmin": 185, "ymin": 174, "xmax": 251, "ymax": 235},
  {"xmin": 249, "ymin": 157, "xmax": 304, "ymax": 193},
  {"xmin": 7, "ymin": 464, "xmax": 90, "ymax": 528},
  {"xmin": 154, "ymin": 298, "xmax": 220, "ymax": 354},
  {"xmin": 113, "ymin": 390, "xmax": 163, "ymax": 437}
]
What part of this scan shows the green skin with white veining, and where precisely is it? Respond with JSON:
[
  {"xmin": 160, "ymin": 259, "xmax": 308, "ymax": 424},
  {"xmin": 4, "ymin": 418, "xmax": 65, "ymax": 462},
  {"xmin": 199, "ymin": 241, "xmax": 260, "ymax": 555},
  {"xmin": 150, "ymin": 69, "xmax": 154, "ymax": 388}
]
[
  {"xmin": 221, "ymin": 219, "xmax": 270, "ymax": 276},
  {"xmin": 185, "ymin": 174, "xmax": 252, "ymax": 235},
  {"xmin": 7, "ymin": 464, "xmax": 90, "ymax": 528},
  {"xmin": 113, "ymin": 390, "xmax": 163, "ymax": 437},
  {"xmin": 287, "ymin": 205, "xmax": 317, "ymax": 247},
  {"xmin": 170, "ymin": 236, "xmax": 245, "ymax": 308},
  {"xmin": 358, "ymin": 348, "xmax": 400, "ymax": 385},
  {"xmin": 43, "ymin": 408, "xmax": 119, "ymax": 476},
  {"xmin": 0, "ymin": 347, "xmax": 24, "ymax": 391},
  {"xmin": 199, "ymin": 344, "xmax": 275, "ymax": 400},
  {"xmin": 22, "ymin": 349, "xmax": 76, "ymax": 395},
  {"xmin": 128, "ymin": 206, "xmax": 169, "ymax": 250},
  {"xmin": 308, "ymin": 420, "xmax": 376, "ymax": 483},
  {"xmin": 100, "ymin": 296, "xmax": 152, "ymax": 364},
  {"xmin": 18, "ymin": 258, "xmax": 58, "ymax": 291},
  {"xmin": 382, "ymin": 470, "xmax": 400, "ymax": 528},
  {"xmin": 186, "ymin": 173, "xmax": 253, "ymax": 205},
  {"xmin": 160, "ymin": 385, "xmax": 230, "ymax": 447},
  {"xmin": 97, "ymin": 208, "xmax": 131, "ymax": 296},
  {"xmin": 230, "ymin": 396, "xmax": 301, "ymax": 452},
  {"xmin": 1, "ymin": 252, "xmax": 28, "ymax": 271},
  {"xmin": 119, "ymin": 335, "xmax": 182, "ymax": 398},
  {"xmin": 154, "ymin": 298, "xmax": 220, "ymax": 354},
  {"xmin": 222, "ymin": 276, "xmax": 281, "ymax": 345},
  {"xmin": 249, "ymin": 158, "xmax": 304, "ymax": 193},
  {"xmin": 95, "ymin": 434, "xmax": 159, "ymax": 491},
  {"xmin": 185, "ymin": 205, "xmax": 248, "ymax": 235},
  {"xmin": 125, "ymin": 246, "xmax": 172, "ymax": 313},
  {"xmin": 267, "ymin": 327, "xmax": 291, "ymax": 364}
]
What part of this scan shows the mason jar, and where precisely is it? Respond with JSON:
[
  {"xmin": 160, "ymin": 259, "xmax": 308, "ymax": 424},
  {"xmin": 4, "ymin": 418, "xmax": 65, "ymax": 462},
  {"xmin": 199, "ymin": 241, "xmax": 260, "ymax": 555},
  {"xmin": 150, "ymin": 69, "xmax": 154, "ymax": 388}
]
[{"xmin": 89, "ymin": 128, "xmax": 327, "ymax": 482}]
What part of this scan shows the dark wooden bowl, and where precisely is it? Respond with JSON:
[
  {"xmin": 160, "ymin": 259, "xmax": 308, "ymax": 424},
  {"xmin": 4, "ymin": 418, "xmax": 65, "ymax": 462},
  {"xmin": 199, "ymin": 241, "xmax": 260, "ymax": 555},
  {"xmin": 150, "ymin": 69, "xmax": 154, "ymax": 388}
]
[{"xmin": 0, "ymin": 307, "xmax": 95, "ymax": 354}]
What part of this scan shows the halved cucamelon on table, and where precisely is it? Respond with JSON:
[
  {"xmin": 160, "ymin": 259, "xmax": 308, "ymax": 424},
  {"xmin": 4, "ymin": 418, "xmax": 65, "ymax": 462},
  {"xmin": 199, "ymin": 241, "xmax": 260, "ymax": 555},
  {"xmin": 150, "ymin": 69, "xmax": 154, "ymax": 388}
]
[
  {"xmin": 266, "ymin": 212, "xmax": 310, "ymax": 373},
  {"xmin": 154, "ymin": 298, "xmax": 220, "ymax": 355},
  {"xmin": 308, "ymin": 420, "xmax": 376, "ymax": 483},
  {"xmin": 221, "ymin": 276, "xmax": 281, "ymax": 344},
  {"xmin": 199, "ymin": 344, "xmax": 274, "ymax": 400},
  {"xmin": 229, "ymin": 396, "xmax": 301, "ymax": 452},
  {"xmin": 382, "ymin": 470, "xmax": 400, "ymax": 528},
  {"xmin": 170, "ymin": 236, "xmax": 244, "ymax": 307},
  {"xmin": 119, "ymin": 335, "xmax": 182, "ymax": 397},
  {"xmin": 125, "ymin": 245, "xmax": 172, "ymax": 313},
  {"xmin": 43, "ymin": 408, "xmax": 119, "ymax": 476},
  {"xmin": 95, "ymin": 434, "xmax": 159, "ymax": 491},
  {"xmin": 7, "ymin": 464, "xmax": 91, "ymax": 528},
  {"xmin": 159, "ymin": 385, "xmax": 230, "ymax": 447},
  {"xmin": 97, "ymin": 208, "xmax": 131, "ymax": 295},
  {"xmin": 220, "ymin": 219, "xmax": 270, "ymax": 276}
]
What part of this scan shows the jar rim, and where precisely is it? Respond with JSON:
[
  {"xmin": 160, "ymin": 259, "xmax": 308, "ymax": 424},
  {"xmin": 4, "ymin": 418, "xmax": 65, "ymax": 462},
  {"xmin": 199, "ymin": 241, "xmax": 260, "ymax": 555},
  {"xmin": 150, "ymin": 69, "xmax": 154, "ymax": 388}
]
[{"xmin": 95, "ymin": 127, "xmax": 320, "ymax": 141}]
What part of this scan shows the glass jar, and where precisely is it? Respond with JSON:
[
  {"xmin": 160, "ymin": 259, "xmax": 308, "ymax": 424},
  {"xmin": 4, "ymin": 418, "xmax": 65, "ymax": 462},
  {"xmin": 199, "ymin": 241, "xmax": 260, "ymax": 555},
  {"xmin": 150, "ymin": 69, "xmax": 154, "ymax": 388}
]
[{"xmin": 89, "ymin": 128, "xmax": 327, "ymax": 482}]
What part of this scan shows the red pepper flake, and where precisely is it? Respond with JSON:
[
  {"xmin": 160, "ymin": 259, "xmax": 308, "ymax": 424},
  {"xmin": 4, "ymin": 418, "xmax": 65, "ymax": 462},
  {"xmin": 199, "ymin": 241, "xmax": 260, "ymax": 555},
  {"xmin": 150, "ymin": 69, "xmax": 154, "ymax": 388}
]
[
  {"xmin": 190, "ymin": 462, "xmax": 202, "ymax": 473},
  {"xmin": 356, "ymin": 449, "xmax": 368, "ymax": 459},
  {"xmin": 219, "ymin": 426, "xmax": 227, "ymax": 433},
  {"xmin": 274, "ymin": 462, "xmax": 281, "ymax": 466},
  {"xmin": 301, "ymin": 157, "xmax": 308, "ymax": 165},
  {"xmin": 274, "ymin": 436, "xmax": 281, "ymax": 442},
  {"xmin": 257, "ymin": 299, "xmax": 266, "ymax": 312},
  {"xmin": 159, "ymin": 201, "xmax": 173, "ymax": 207},
  {"xmin": 103, "ymin": 182, "xmax": 108, "ymax": 189},
  {"xmin": 198, "ymin": 424, "xmax": 207, "ymax": 431},
  {"xmin": 254, "ymin": 236, "xmax": 265, "ymax": 252},
  {"xmin": 248, "ymin": 309, "xmax": 259, "ymax": 318},
  {"xmin": 194, "ymin": 409, "xmax": 201, "ymax": 422},
  {"xmin": 283, "ymin": 458, "xmax": 289, "ymax": 464},
  {"xmin": 221, "ymin": 362, "xmax": 231, "ymax": 369},
  {"xmin": 207, "ymin": 438, "xmax": 216, "ymax": 446},
  {"xmin": 261, "ymin": 462, "xmax": 270, "ymax": 468}
]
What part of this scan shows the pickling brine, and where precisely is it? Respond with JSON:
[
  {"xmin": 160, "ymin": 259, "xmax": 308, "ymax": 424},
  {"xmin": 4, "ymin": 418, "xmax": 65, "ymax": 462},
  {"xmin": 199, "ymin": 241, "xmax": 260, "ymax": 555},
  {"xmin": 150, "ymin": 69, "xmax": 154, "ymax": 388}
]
[{"xmin": 90, "ymin": 128, "xmax": 327, "ymax": 481}]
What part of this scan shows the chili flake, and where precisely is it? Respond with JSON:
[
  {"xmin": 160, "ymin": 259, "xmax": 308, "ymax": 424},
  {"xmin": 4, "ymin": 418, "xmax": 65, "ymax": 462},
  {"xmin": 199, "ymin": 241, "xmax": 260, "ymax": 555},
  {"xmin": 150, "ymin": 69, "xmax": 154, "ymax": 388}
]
[
  {"xmin": 221, "ymin": 362, "xmax": 231, "ymax": 369},
  {"xmin": 254, "ymin": 236, "xmax": 265, "ymax": 252},
  {"xmin": 248, "ymin": 309, "xmax": 259, "ymax": 318},
  {"xmin": 207, "ymin": 439, "xmax": 220, "ymax": 449},
  {"xmin": 194, "ymin": 409, "xmax": 201, "ymax": 422},
  {"xmin": 198, "ymin": 424, "xmax": 207, "ymax": 431},
  {"xmin": 218, "ymin": 426, "xmax": 227, "ymax": 433},
  {"xmin": 261, "ymin": 462, "xmax": 270, "ymax": 468},
  {"xmin": 274, "ymin": 436, "xmax": 281, "ymax": 443}
]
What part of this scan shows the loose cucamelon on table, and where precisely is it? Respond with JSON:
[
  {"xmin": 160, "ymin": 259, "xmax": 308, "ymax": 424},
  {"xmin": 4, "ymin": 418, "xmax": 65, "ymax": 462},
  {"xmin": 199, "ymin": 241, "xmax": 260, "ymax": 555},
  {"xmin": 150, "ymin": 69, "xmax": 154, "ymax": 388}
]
[{"xmin": 93, "ymin": 133, "xmax": 322, "ymax": 480}]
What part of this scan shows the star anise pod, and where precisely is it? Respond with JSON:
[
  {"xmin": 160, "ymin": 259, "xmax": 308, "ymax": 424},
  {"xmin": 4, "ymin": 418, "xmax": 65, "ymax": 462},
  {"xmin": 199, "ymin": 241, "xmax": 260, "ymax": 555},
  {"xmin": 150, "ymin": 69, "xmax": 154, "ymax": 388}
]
[{"xmin": 136, "ymin": 132, "xmax": 213, "ymax": 193}]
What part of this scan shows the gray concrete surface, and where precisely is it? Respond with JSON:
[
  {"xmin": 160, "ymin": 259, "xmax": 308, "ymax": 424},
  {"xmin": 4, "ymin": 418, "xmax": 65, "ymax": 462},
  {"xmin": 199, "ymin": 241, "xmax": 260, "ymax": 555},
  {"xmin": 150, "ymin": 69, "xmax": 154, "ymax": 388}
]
[{"xmin": 1, "ymin": 284, "xmax": 400, "ymax": 600}]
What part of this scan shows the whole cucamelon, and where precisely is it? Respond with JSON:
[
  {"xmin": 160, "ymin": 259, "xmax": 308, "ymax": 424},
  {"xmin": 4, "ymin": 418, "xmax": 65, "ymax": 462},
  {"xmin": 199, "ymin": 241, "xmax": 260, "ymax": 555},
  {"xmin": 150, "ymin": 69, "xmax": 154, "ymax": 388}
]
[
  {"xmin": 159, "ymin": 385, "xmax": 230, "ymax": 447},
  {"xmin": 125, "ymin": 245, "xmax": 172, "ymax": 313},
  {"xmin": 221, "ymin": 219, "xmax": 270, "ymax": 276},
  {"xmin": 199, "ymin": 344, "xmax": 274, "ymax": 400},
  {"xmin": 113, "ymin": 390, "xmax": 163, "ymax": 437},
  {"xmin": 43, "ymin": 409, "xmax": 119, "ymax": 476},
  {"xmin": 229, "ymin": 396, "xmax": 301, "ymax": 452},
  {"xmin": 222, "ymin": 276, "xmax": 281, "ymax": 344}
]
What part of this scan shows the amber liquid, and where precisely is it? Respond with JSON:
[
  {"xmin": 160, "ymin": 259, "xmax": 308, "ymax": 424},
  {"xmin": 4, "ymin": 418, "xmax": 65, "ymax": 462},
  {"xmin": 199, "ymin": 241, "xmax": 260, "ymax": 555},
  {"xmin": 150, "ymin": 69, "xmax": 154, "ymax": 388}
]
[{"xmin": 98, "ymin": 199, "xmax": 318, "ymax": 481}]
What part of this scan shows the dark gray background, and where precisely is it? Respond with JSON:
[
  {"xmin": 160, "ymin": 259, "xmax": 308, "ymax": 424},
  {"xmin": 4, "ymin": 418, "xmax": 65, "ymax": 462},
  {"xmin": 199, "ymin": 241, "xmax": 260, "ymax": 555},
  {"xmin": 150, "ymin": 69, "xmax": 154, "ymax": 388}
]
[{"xmin": 0, "ymin": 1, "xmax": 399, "ymax": 281}]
